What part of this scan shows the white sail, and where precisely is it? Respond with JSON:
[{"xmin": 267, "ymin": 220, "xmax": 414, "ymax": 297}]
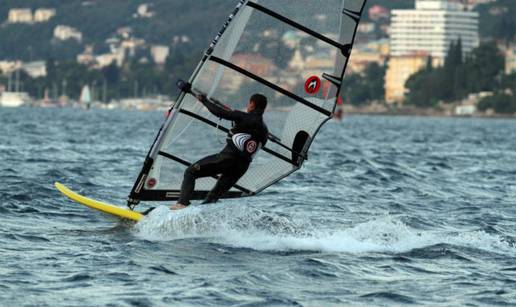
[
  {"xmin": 129, "ymin": 0, "xmax": 368, "ymax": 203},
  {"xmin": 80, "ymin": 85, "xmax": 92, "ymax": 104}
]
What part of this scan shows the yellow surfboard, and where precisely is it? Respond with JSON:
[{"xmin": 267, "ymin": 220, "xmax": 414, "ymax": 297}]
[{"xmin": 55, "ymin": 182, "xmax": 143, "ymax": 222}]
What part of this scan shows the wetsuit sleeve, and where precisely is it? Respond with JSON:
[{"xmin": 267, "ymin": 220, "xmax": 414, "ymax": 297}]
[{"xmin": 198, "ymin": 96, "xmax": 244, "ymax": 121}]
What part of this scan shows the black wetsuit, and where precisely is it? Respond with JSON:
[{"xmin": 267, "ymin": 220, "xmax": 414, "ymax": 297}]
[{"xmin": 178, "ymin": 97, "xmax": 268, "ymax": 206}]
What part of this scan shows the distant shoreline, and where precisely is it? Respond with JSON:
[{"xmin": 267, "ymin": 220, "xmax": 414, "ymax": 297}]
[
  {"xmin": 342, "ymin": 105, "xmax": 516, "ymax": 119},
  {"xmin": 3, "ymin": 103, "xmax": 515, "ymax": 119}
]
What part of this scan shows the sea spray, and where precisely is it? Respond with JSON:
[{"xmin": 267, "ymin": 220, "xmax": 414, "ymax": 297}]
[{"xmin": 135, "ymin": 210, "xmax": 516, "ymax": 255}]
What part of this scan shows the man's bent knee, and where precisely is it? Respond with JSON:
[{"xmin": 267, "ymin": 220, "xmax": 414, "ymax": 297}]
[{"xmin": 184, "ymin": 163, "xmax": 201, "ymax": 178}]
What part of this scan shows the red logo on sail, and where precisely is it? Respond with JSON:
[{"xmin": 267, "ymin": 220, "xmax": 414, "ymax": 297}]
[
  {"xmin": 147, "ymin": 178, "xmax": 157, "ymax": 188},
  {"xmin": 304, "ymin": 76, "xmax": 321, "ymax": 95}
]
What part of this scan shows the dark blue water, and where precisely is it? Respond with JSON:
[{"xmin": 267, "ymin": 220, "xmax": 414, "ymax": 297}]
[{"xmin": 1, "ymin": 107, "xmax": 515, "ymax": 306}]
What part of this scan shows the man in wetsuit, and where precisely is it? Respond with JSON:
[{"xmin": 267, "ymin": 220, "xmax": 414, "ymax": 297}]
[{"xmin": 170, "ymin": 93, "xmax": 269, "ymax": 210}]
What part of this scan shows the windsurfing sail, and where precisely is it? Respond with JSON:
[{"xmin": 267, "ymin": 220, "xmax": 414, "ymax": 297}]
[
  {"xmin": 80, "ymin": 85, "xmax": 92, "ymax": 105},
  {"xmin": 80, "ymin": 85, "xmax": 92, "ymax": 110},
  {"xmin": 128, "ymin": 0, "xmax": 367, "ymax": 206}
]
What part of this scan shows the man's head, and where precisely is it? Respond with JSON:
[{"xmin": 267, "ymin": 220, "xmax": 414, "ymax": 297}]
[{"xmin": 247, "ymin": 94, "xmax": 267, "ymax": 113}]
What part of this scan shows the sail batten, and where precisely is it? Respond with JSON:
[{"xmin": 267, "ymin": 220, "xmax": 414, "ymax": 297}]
[
  {"xmin": 129, "ymin": 0, "xmax": 368, "ymax": 204},
  {"xmin": 210, "ymin": 56, "xmax": 333, "ymax": 116},
  {"xmin": 177, "ymin": 108, "xmax": 299, "ymax": 166}
]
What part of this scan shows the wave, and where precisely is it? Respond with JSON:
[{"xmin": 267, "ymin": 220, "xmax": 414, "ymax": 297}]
[{"xmin": 134, "ymin": 206, "xmax": 515, "ymax": 255}]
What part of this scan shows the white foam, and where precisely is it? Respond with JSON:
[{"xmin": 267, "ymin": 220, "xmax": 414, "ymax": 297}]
[{"xmin": 134, "ymin": 206, "xmax": 515, "ymax": 255}]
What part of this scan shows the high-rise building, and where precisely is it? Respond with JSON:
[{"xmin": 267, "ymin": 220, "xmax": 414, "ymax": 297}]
[
  {"xmin": 385, "ymin": 0, "xmax": 480, "ymax": 103},
  {"xmin": 390, "ymin": 0, "xmax": 479, "ymax": 61}
]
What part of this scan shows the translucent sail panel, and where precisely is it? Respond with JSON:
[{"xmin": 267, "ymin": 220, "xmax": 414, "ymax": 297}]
[
  {"xmin": 236, "ymin": 97, "xmax": 328, "ymax": 192},
  {"xmin": 191, "ymin": 61, "xmax": 332, "ymax": 136},
  {"xmin": 130, "ymin": 0, "xmax": 368, "ymax": 202},
  {"xmin": 146, "ymin": 108, "xmax": 239, "ymax": 193},
  {"xmin": 209, "ymin": 4, "xmax": 346, "ymax": 105},
  {"xmin": 250, "ymin": 0, "xmax": 366, "ymax": 39},
  {"xmin": 146, "ymin": 88, "xmax": 328, "ymax": 194}
]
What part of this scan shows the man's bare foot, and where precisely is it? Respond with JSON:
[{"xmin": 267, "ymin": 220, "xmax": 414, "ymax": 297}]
[{"xmin": 170, "ymin": 203, "xmax": 187, "ymax": 210}]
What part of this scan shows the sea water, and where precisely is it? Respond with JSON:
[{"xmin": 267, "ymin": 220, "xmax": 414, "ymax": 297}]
[{"xmin": 1, "ymin": 107, "xmax": 515, "ymax": 306}]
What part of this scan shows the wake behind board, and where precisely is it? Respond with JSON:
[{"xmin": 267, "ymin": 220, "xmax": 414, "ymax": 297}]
[{"xmin": 55, "ymin": 182, "xmax": 143, "ymax": 222}]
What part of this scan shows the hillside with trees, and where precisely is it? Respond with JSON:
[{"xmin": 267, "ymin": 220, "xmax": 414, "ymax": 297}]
[
  {"xmin": 0, "ymin": 43, "xmax": 200, "ymax": 101},
  {"xmin": 1, "ymin": 0, "xmax": 514, "ymax": 111},
  {"xmin": 1, "ymin": 0, "xmax": 513, "ymax": 61},
  {"xmin": 0, "ymin": 0, "xmax": 233, "ymax": 61},
  {"xmin": 404, "ymin": 41, "xmax": 516, "ymax": 113},
  {"xmin": 475, "ymin": 0, "xmax": 516, "ymax": 43}
]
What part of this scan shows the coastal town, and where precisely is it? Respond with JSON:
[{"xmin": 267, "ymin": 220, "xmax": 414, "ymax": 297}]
[{"xmin": 0, "ymin": 0, "xmax": 515, "ymax": 116}]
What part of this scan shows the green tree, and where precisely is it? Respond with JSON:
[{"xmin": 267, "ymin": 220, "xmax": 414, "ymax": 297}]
[
  {"xmin": 499, "ymin": 72, "xmax": 516, "ymax": 91},
  {"xmin": 405, "ymin": 66, "xmax": 441, "ymax": 107},
  {"xmin": 463, "ymin": 43, "xmax": 504, "ymax": 93},
  {"xmin": 476, "ymin": 0, "xmax": 516, "ymax": 42},
  {"xmin": 478, "ymin": 94, "xmax": 516, "ymax": 114},
  {"xmin": 102, "ymin": 61, "xmax": 120, "ymax": 85},
  {"xmin": 405, "ymin": 42, "xmax": 505, "ymax": 107},
  {"xmin": 341, "ymin": 62, "xmax": 386, "ymax": 105},
  {"xmin": 363, "ymin": 62, "xmax": 386, "ymax": 101}
]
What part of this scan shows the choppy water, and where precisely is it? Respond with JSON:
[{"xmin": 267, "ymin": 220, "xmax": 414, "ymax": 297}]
[{"xmin": 1, "ymin": 107, "xmax": 516, "ymax": 306}]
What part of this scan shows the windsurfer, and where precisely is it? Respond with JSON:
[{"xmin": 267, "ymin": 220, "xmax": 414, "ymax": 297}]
[{"xmin": 170, "ymin": 93, "xmax": 269, "ymax": 210}]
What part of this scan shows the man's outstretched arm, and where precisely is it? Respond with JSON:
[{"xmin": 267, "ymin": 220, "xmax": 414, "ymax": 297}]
[{"xmin": 195, "ymin": 94, "xmax": 243, "ymax": 121}]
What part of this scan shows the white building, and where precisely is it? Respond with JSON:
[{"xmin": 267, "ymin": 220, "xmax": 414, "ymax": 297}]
[
  {"xmin": 121, "ymin": 38, "xmax": 146, "ymax": 57},
  {"xmin": 0, "ymin": 92, "xmax": 30, "ymax": 107},
  {"xmin": 0, "ymin": 61, "xmax": 21, "ymax": 74},
  {"xmin": 455, "ymin": 104, "xmax": 476, "ymax": 115},
  {"xmin": 151, "ymin": 45, "xmax": 170, "ymax": 64},
  {"xmin": 390, "ymin": 0, "xmax": 479, "ymax": 61},
  {"xmin": 22, "ymin": 61, "xmax": 47, "ymax": 78},
  {"xmin": 34, "ymin": 9, "xmax": 56, "ymax": 22},
  {"xmin": 357, "ymin": 22, "xmax": 375, "ymax": 34},
  {"xmin": 54, "ymin": 25, "xmax": 83, "ymax": 42},
  {"xmin": 7, "ymin": 9, "xmax": 33, "ymax": 23},
  {"xmin": 137, "ymin": 4, "xmax": 155, "ymax": 18},
  {"xmin": 77, "ymin": 45, "xmax": 96, "ymax": 65},
  {"xmin": 95, "ymin": 49, "xmax": 125, "ymax": 68}
]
